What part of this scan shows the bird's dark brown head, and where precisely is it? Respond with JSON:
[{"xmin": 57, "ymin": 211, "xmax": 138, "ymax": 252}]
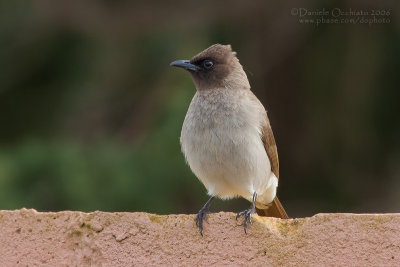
[{"xmin": 170, "ymin": 44, "xmax": 250, "ymax": 90}]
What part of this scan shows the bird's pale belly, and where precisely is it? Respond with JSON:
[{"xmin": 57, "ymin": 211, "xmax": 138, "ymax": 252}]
[{"xmin": 181, "ymin": 122, "xmax": 273, "ymax": 202}]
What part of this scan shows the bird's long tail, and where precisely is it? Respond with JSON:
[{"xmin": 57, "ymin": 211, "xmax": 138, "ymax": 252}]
[{"xmin": 256, "ymin": 197, "xmax": 289, "ymax": 219}]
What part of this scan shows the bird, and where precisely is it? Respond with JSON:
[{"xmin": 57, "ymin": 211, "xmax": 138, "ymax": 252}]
[{"xmin": 170, "ymin": 44, "xmax": 289, "ymax": 234}]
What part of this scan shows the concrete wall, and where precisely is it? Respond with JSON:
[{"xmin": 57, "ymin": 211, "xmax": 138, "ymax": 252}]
[{"xmin": 0, "ymin": 209, "xmax": 399, "ymax": 266}]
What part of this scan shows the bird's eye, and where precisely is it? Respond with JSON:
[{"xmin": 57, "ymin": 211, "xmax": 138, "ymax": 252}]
[{"xmin": 202, "ymin": 60, "xmax": 214, "ymax": 70}]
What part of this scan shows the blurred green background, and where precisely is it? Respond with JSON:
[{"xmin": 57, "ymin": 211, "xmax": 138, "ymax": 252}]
[{"xmin": 0, "ymin": 1, "xmax": 399, "ymax": 217}]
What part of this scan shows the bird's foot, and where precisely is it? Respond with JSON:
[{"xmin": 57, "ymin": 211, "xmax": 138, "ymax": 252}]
[
  {"xmin": 236, "ymin": 206, "xmax": 255, "ymax": 233},
  {"xmin": 236, "ymin": 192, "xmax": 257, "ymax": 233},
  {"xmin": 195, "ymin": 208, "xmax": 209, "ymax": 235},
  {"xmin": 195, "ymin": 196, "xmax": 214, "ymax": 235}
]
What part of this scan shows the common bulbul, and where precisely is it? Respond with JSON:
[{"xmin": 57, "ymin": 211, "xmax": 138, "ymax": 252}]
[{"xmin": 170, "ymin": 44, "xmax": 289, "ymax": 234}]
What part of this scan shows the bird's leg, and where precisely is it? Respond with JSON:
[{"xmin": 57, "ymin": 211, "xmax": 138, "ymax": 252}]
[
  {"xmin": 195, "ymin": 196, "xmax": 214, "ymax": 235},
  {"xmin": 236, "ymin": 192, "xmax": 257, "ymax": 233}
]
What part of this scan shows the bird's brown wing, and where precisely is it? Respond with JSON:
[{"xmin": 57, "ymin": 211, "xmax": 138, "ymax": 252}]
[
  {"xmin": 255, "ymin": 115, "xmax": 289, "ymax": 219},
  {"xmin": 262, "ymin": 118, "xmax": 280, "ymax": 178}
]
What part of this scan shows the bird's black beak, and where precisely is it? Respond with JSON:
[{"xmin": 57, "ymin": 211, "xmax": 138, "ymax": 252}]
[{"xmin": 170, "ymin": 60, "xmax": 200, "ymax": 72}]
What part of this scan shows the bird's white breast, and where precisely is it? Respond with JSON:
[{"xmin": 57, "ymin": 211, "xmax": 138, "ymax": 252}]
[{"xmin": 180, "ymin": 88, "xmax": 276, "ymax": 204}]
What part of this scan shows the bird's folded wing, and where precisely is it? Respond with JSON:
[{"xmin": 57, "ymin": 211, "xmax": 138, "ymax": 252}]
[
  {"xmin": 262, "ymin": 117, "xmax": 279, "ymax": 179},
  {"xmin": 256, "ymin": 116, "xmax": 289, "ymax": 219}
]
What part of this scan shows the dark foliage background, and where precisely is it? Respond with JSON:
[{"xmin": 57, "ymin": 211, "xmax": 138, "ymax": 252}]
[{"xmin": 0, "ymin": 1, "xmax": 399, "ymax": 217}]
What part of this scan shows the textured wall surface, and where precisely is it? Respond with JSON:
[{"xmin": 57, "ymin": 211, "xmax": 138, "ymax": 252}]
[{"xmin": 0, "ymin": 209, "xmax": 399, "ymax": 266}]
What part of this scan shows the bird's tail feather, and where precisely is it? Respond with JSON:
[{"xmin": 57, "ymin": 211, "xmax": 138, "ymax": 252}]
[{"xmin": 256, "ymin": 197, "xmax": 289, "ymax": 219}]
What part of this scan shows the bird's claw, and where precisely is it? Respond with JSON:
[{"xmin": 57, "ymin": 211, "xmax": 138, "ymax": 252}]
[
  {"xmin": 195, "ymin": 209, "xmax": 209, "ymax": 235},
  {"xmin": 236, "ymin": 207, "xmax": 255, "ymax": 233},
  {"xmin": 194, "ymin": 196, "xmax": 214, "ymax": 235}
]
